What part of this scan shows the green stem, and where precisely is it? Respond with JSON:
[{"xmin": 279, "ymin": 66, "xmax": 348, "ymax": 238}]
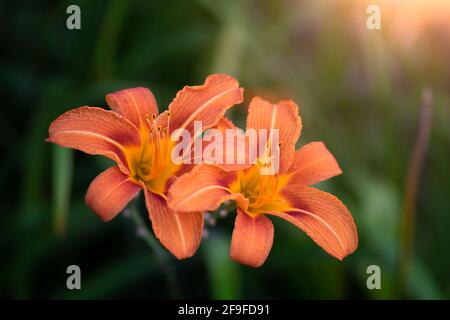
[
  {"xmin": 397, "ymin": 88, "xmax": 433, "ymax": 297},
  {"xmin": 128, "ymin": 201, "xmax": 182, "ymax": 299}
]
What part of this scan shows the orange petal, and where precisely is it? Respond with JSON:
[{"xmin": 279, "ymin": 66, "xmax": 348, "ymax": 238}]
[
  {"xmin": 230, "ymin": 209, "xmax": 274, "ymax": 268},
  {"xmin": 269, "ymin": 185, "xmax": 357, "ymax": 260},
  {"xmin": 47, "ymin": 107, "xmax": 141, "ymax": 173},
  {"xmin": 168, "ymin": 74, "xmax": 244, "ymax": 138},
  {"xmin": 145, "ymin": 189, "xmax": 203, "ymax": 259},
  {"xmin": 174, "ymin": 117, "xmax": 251, "ymax": 177},
  {"xmin": 288, "ymin": 141, "xmax": 342, "ymax": 185},
  {"xmin": 202, "ymin": 117, "xmax": 252, "ymax": 172},
  {"xmin": 246, "ymin": 97, "xmax": 302, "ymax": 173},
  {"xmin": 85, "ymin": 166, "xmax": 141, "ymax": 222},
  {"xmin": 106, "ymin": 87, "xmax": 158, "ymax": 130},
  {"xmin": 167, "ymin": 164, "xmax": 248, "ymax": 212},
  {"xmin": 216, "ymin": 116, "xmax": 237, "ymax": 131},
  {"xmin": 217, "ymin": 117, "xmax": 253, "ymax": 171}
]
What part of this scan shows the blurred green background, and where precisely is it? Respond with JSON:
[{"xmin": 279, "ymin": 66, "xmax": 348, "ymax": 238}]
[{"xmin": 1, "ymin": 0, "xmax": 449, "ymax": 299}]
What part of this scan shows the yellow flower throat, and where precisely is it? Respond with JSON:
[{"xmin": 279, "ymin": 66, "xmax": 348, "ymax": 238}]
[
  {"xmin": 230, "ymin": 143, "xmax": 291, "ymax": 216},
  {"xmin": 127, "ymin": 113, "xmax": 181, "ymax": 195}
]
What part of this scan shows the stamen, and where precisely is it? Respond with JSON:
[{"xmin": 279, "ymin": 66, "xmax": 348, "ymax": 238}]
[
  {"xmin": 161, "ymin": 127, "xmax": 168, "ymax": 161},
  {"xmin": 155, "ymin": 126, "xmax": 163, "ymax": 168},
  {"xmin": 151, "ymin": 114, "xmax": 158, "ymax": 133},
  {"xmin": 145, "ymin": 115, "xmax": 155, "ymax": 134},
  {"xmin": 137, "ymin": 113, "xmax": 174, "ymax": 183},
  {"xmin": 166, "ymin": 111, "xmax": 171, "ymax": 135},
  {"xmin": 157, "ymin": 126, "xmax": 162, "ymax": 143}
]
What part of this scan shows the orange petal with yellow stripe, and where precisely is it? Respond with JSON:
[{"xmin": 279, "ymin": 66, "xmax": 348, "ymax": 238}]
[
  {"xmin": 47, "ymin": 107, "xmax": 141, "ymax": 173},
  {"xmin": 246, "ymin": 97, "xmax": 302, "ymax": 173},
  {"xmin": 173, "ymin": 117, "xmax": 251, "ymax": 177},
  {"xmin": 269, "ymin": 185, "xmax": 357, "ymax": 260},
  {"xmin": 168, "ymin": 74, "xmax": 244, "ymax": 139},
  {"xmin": 106, "ymin": 87, "xmax": 158, "ymax": 130},
  {"xmin": 288, "ymin": 141, "xmax": 342, "ymax": 185},
  {"xmin": 85, "ymin": 166, "xmax": 141, "ymax": 222},
  {"xmin": 145, "ymin": 189, "xmax": 203, "ymax": 259},
  {"xmin": 230, "ymin": 209, "xmax": 274, "ymax": 268},
  {"xmin": 211, "ymin": 117, "xmax": 252, "ymax": 172},
  {"xmin": 167, "ymin": 164, "xmax": 249, "ymax": 213}
]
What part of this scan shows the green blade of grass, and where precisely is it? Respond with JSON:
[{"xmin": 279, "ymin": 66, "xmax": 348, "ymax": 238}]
[
  {"xmin": 94, "ymin": 0, "xmax": 130, "ymax": 79},
  {"xmin": 52, "ymin": 146, "xmax": 73, "ymax": 235},
  {"xmin": 204, "ymin": 232, "xmax": 241, "ymax": 299}
]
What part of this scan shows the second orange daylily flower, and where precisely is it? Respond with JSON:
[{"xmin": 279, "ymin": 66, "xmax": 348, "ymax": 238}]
[
  {"xmin": 47, "ymin": 74, "xmax": 244, "ymax": 259},
  {"xmin": 168, "ymin": 97, "xmax": 358, "ymax": 267}
]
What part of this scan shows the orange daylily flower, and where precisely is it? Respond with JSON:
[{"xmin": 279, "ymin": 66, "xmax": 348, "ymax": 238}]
[
  {"xmin": 47, "ymin": 74, "xmax": 244, "ymax": 259},
  {"xmin": 168, "ymin": 97, "xmax": 358, "ymax": 267}
]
